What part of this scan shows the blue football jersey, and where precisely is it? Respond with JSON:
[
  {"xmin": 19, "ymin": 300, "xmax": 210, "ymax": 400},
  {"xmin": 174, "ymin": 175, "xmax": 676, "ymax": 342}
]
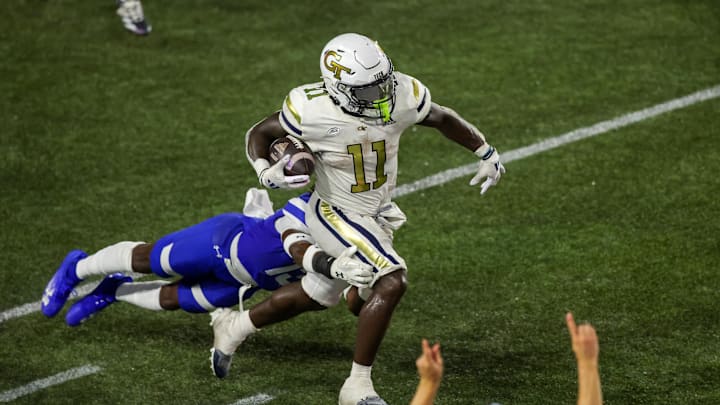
[
  {"xmin": 150, "ymin": 192, "xmax": 313, "ymax": 313},
  {"xmin": 234, "ymin": 193, "xmax": 311, "ymax": 290}
]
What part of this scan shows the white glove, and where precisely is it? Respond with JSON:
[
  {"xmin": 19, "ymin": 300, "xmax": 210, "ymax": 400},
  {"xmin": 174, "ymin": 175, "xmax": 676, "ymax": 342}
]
[
  {"xmin": 470, "ymin": 144, "xmax": 506, "ymax": 194},
  {"xmin": 258, "ymin": 155, "xmax": 310, "ymax": 190},
  {"xmin": 330, "ymin": 246, "xmax": 374, "ymax": 289}
]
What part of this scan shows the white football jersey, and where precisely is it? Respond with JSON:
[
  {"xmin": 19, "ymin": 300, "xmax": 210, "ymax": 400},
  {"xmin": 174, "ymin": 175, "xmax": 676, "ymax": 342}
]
[{"xmin": 279, "ymin": 72, "xmax": 432, "ymax": 215}]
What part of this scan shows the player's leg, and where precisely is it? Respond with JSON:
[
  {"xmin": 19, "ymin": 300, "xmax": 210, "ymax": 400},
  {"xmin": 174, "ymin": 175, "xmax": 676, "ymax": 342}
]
[
  {"xmin": 64, "ymin": 275, "xmax": 170, "ymax": 326},
  {"xmin": 98, "ymin": 213, "xmax": 249, "ymax": 317},
  {"xmin": 176, "ymin": 278, "xmax": 255, "ymax": 313},
  {"xmin": 46, "ymin": 212, "xmax": 242, "ymax": 319},
  {"xmin": 211, "ymin": 270, "xmax": 346, "ymax": 352},
  {"xmin": 249, "ymin": 281, "xmax": 326, "ymax": 325},
  {"xmin": 147, "ymin": 213, "xmax": 245, "ymax": 283},
  {"xmin": 65, "ymin": 253, "xmax": 178, "ymax": 326},
  {"xmin": 67, "ymin": 208, "xmax": 242, "ymax": 309},
  {"xmin": 210, "ymin": 280, "xmax": 327, "ymax": 378},
  {"xmin": 65, "ymin": 273, "xmax": 253, "ymax": 326},
  {"xmin": 344, "ymin": 286, "xmax": 372, "ymax": 317},
  {"xmin": 337, "ymin": 269, "xmax": 406, "ymax": 405},
  {"xmin": 76, "ymin": 241, "xmax": 152, "ymax": 279},
  {"xmin": 353, "ymin": 269, "xmax": 407, "ymax": 365},
  {"xmin": 306, "ymin": 193, "xmax": 406, "ymax": 405},
  {"xmin": 41, "ymin": 240, "xmax": 146, "ymax": 318},
  {"xmin": 344, "ymin": 280, "xmax": 411, "ymax": 399}
]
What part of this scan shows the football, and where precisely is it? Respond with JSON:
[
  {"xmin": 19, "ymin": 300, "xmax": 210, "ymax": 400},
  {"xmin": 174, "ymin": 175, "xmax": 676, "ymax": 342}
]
[{"xmin": 268, "ymin": 135, "xmax": 315, "ymax": 177}]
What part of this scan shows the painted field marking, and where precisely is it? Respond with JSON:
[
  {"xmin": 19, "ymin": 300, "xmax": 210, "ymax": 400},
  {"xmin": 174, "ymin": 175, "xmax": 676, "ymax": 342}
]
[
  {"xmin": 1, "ymin": 273, "xmax": 146, "ymax": 324},
  {"xmin": 394, "ymin": 84, "xmax": 720, "ymax": 197},
  {"xmin": 1, "ymin": 84, "xmax": 719, "ymax": 324},
  {"xmin": 0, "ymin": 282, "xmax": 100, "ymax": 324},
  {"xmin": 229, "ymin": 393, "xmax": 274, "ymax": 405},
  {"xmin": 0, "ymin": 365, "xmax": 102, "ymax": 402}
]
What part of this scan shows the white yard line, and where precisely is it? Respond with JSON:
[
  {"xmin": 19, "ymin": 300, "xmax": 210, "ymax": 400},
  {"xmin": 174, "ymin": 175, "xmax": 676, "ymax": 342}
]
[
  {"xmin": 0, "ymin": 365, "xmax": 102, "ymax": 402},
  {"xmin": 0, "ymin": 281, "xmax": 100, "ymax": 324},
  {"xmin": 0, "ymin": 301, "xmax": 43, "ymax": 324},
  {"xmin": 2, "ymin": 84, "xmax": 719, "ymax": 324},
  {"xmin": 394, "ymin": 84, "xmax": 720, "ymax": 197},
  {"xmin": 228, "ymin": 393, "xmax": 274, "ymax": 405},
  {"xmin": 1, "ymin": 273, "xmax": 146, "ymax": 324}
]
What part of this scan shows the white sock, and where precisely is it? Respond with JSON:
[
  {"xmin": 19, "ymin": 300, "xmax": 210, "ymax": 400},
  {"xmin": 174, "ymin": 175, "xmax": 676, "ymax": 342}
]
[
  {"xmin": 235, "ymin": 310, "xmax": 260, "ymax": 340},
  {"xmin": 115, "ymin": 280, "xmax": 168, "ymax": 311},
  {"xmin": 75, "ymin": 241, "xmax": 144, "ymax": 279},
  {"xmin": 350, "ymin": 362, "xmax": 372, "ymax": 379}
]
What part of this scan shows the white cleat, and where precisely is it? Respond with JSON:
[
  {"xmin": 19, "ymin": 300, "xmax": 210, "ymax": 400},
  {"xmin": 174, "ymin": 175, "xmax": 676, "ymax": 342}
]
[
  {"xmin": 116, "ymin": 0, "xmax": 151, "ymax": 35},
  {"xmin": 338, "ymin": 376, "xmax": 387, "ymax": 405},
  {"xmin": 209, "ymin": 308, "xmax": 246, "ymax": 378}
]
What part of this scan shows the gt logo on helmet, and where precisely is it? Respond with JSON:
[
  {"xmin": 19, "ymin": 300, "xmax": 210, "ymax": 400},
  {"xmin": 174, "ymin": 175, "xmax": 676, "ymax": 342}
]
[{"xmin": 323, "ymin": 51, "xmax": 353, "ymax": 80}]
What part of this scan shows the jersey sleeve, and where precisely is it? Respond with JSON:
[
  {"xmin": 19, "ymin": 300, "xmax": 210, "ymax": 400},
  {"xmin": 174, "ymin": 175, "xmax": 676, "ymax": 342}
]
[
  {"xmin": 395, "ymin": 73, "xmax": 433, "ymax": 124},
  {"xmin": 410, "ymin": 77, "xmax": 432, "ymax": 123},
  {"xmin": 273, "ymin": 193, "xmax": 311, "ymax": 235},
  {"xmin": 279, "ymin": 87, "xmax": 306, "ymax": 138}
]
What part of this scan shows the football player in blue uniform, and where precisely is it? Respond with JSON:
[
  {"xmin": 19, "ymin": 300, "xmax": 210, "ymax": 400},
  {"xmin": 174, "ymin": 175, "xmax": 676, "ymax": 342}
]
[{"xmin": 40, "ymin": 188, "xmax": 372, "ymax": 328}]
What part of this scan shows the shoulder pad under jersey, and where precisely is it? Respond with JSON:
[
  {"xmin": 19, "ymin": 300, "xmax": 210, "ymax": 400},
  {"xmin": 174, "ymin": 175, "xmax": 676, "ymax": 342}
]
[
  {"xmin": 280, "ymin": 83, "xmax": 327, "ymax": 138},
  {"xmin": 282, "ymin": 193, "xmax": 311, "ymax": 225},
  {"xmin": 395, "ymin": 72, "xmax": 432, "ymax": 123}
]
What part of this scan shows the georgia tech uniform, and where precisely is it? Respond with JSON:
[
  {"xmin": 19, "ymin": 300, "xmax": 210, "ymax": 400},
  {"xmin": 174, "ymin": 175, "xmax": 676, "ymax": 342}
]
[{"xmin": 278, "ymin": 72, "xmax": 432, "ymax": 305}]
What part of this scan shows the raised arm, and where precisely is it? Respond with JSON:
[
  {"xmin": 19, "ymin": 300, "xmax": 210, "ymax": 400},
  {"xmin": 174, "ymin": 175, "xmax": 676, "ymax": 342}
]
[
  {"xmin": 410, "ymin": 339, "xmax": 444, "ymax": 405},
  {"xmin": 566, "ymin": 312, "xmax": 603, "ymax": 405}
]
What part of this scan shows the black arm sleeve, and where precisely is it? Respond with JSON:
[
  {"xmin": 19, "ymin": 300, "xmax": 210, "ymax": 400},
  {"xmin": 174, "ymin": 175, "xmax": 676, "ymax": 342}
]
[{"xmin": 311, "ymin": 250, "xmax": 336, "ymax": 279}]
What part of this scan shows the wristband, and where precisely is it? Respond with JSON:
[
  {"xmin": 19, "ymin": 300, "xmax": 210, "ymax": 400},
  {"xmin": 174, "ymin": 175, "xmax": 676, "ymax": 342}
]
[
  {"xmin": 302, "ymin": 245, "xmax": 334, "ymax": 278},
  {"xmin": 282, "ymin": 232, "xmax": 312, "ymax": 256},
  {"xmin": 302, "ymin": 245, "xmax": 320, "ymax": 273},
  {"xmin": 474, "ymin": 144, "xmax": 495, "ymax": 160},
  {"xmin": 252, "ymin": 158, "xmax": 271, "ymax": 178}
]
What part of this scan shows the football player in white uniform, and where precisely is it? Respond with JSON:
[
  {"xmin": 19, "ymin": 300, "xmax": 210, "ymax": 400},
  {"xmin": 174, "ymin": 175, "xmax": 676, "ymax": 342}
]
[{"xmin": 212, "ymin": 33, "xmax": 505, "ymax": 405}]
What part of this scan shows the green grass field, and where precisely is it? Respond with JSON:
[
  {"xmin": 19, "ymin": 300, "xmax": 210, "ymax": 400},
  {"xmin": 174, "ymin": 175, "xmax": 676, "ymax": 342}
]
[{"xmin": 2, "ymin": 0, "xmax": 719, "ymax": 404}]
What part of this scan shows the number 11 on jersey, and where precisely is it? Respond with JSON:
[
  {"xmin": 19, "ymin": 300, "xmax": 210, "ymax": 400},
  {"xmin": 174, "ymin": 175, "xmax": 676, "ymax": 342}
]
[{"xmin": 348, "ymin": 140, "xmax": 387, "ymax": 193}]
